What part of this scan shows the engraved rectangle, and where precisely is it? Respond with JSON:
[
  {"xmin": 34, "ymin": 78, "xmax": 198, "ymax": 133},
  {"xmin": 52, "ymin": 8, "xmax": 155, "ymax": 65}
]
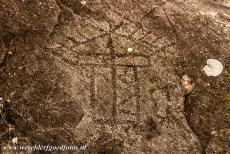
[
  {"xmin": 139, "ymin": 68, "xmax": 158, "ymax": 116},
  {"xmin": 93, "ymin": 67, "xmax": 114, "ymax": 120},
  {"xmin": 116, "ymin": 68, "xmax": 137, "ymax": 123}
]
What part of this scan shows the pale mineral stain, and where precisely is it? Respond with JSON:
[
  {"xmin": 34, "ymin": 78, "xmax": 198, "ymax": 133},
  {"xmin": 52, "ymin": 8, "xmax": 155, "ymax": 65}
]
[
  {"xmin": 181, "ymin": 75, "xmax": 194, "ymax": 94},
  {"xmin": 199, "ymin": 11, "xmax": 217, "ymax": 17}
]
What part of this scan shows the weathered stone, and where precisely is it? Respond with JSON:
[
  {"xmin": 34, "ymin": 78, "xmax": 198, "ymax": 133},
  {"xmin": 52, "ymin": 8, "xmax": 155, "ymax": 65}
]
[
  {"xmin": 0, "ymin": 0, "xmax": 229, "ymax": 153},
  {"xmin": 0, "ymin": 0, "xmax": 60, "ymax": 36}
]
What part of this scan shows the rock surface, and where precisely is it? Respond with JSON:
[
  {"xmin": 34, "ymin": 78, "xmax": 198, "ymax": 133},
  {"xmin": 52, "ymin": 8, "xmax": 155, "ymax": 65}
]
[{"xmin": 0, "ymin": 0, "xmax": 229, "ymax": 153}]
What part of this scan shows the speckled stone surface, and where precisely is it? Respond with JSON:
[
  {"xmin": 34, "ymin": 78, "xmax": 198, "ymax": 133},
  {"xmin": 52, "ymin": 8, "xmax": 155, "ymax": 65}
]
[{"xmin": 0, "ymin": 0, "xmax": 229, "ymax": 153}]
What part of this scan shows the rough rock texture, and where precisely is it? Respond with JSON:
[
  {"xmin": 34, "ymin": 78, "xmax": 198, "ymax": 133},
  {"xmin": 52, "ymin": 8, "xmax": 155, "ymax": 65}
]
[
  {"xmin": 0, "ymin": 0, "xmax": 60, "ymax": 36},
  {"xmin": 0, "ymin": 0, "xmax": 229, "ymax": 153}
]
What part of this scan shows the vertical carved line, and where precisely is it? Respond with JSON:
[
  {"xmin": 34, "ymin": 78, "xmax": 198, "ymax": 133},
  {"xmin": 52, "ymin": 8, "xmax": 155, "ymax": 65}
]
[
  {"xmin": 108, "ymin": 34, "xmax": 117, "ymax": 124},
  {"xmin": 133, "ymin": 66, "xmax": 141, "ymax": 123},
  {"xmin": 90, "ymin": 67, "xmax": 96, "ymax": 108}
]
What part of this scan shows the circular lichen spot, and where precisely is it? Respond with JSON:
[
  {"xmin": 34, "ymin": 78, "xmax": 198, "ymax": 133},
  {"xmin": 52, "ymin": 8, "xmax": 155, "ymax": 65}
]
[{"xmin": 203, "ymin": 59, "xmax": 224, "ymax": 76}]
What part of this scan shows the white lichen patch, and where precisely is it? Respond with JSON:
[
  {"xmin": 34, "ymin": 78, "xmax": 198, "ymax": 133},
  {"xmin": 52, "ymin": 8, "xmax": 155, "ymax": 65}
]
[
  {"xmin": 81, "ymin": 0, "xmax": 87, "ymax": 5},
  {"xmin": 203, "ymin": 59, "xmax": 224, "ymax": 76},
  {"xmin": 8, "ymin": 51, "xmax": 13, "ymax": 55},
  {"xmin": 127, "ymin": 48, "xmax": 133, "ymax": 52},
  {"xmin": 12, "ymin": 137, "xmax": 18, "ymax": 144}
]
